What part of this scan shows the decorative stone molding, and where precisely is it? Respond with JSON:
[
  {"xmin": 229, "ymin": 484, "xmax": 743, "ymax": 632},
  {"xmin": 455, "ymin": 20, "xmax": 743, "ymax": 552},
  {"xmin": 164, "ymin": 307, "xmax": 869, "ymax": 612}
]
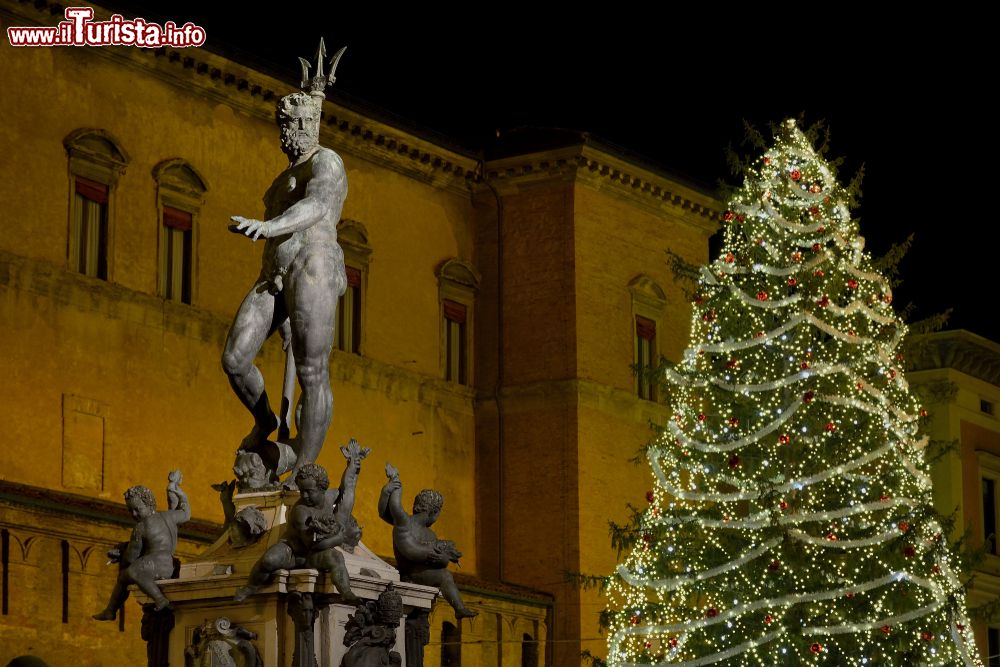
[
  {"xmin": 483, "ymin": 143, "xmax": 722, "ymax": 234},
  {"xmin": 907, "ymin": 330, "xmax": 1000, "ymax": 388}
]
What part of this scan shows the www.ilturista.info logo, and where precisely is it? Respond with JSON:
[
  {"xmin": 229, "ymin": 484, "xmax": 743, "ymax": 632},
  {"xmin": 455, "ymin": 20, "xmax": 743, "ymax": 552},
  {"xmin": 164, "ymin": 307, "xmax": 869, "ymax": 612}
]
[{"xmin": 6, "ymin": 7, "xmax": 206, "ymax": 47}]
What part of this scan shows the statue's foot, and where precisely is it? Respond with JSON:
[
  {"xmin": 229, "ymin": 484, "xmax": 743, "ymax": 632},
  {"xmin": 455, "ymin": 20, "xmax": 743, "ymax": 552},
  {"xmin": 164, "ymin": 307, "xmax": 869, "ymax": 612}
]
[
  {"xmin": 92, "ymin": 609, "xmax": 117, "ymax": 621},
  {"xmin": 239, "ymin": 415, "xmax": 279, "ymax": 451},
  {"xmin": 339, "ymin": 590, "xmax": 361, "ymax": 604},
  {"xmin": 234, "ymin": 585, "xmax": 258, "ymax": 603},
  {"xmin": 455, "ymin": 608, "xmax": 478, "ymax": 619},
  {"xmin": 152, "ymin": 596, "xmax": 172, "ymax": 612}
]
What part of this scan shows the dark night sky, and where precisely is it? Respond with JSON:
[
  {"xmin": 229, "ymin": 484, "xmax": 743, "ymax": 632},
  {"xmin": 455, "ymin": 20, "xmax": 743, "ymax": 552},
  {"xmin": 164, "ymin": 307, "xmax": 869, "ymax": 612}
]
[{"xmin": 103, "ymin": 4, "xmax": 997, "ymax": 341}]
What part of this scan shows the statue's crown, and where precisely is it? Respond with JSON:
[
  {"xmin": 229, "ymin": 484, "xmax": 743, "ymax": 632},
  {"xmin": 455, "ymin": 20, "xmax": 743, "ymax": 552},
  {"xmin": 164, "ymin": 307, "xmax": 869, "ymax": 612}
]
[
  {"xmin": 299, "ymin": 38, "xmax": 346, "ymax": 100},
  {"xmin": 376, "ymin": 584, "xmax": 404, "ymax": 625}
]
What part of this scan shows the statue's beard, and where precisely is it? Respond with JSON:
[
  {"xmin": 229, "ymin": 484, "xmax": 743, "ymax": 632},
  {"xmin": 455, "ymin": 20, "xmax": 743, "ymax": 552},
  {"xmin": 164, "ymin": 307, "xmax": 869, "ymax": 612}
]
[{"xmin": 281, "ymin": 130, "xmax": 317, "ymax": 159}]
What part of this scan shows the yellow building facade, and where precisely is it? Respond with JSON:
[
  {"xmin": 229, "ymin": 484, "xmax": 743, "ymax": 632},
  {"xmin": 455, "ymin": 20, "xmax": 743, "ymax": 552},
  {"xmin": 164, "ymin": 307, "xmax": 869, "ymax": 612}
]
[
  {"xmin": 909, "ymin": 330, "xmax": 1000, "ymax": 664},
  {"xmin": 0, "ymin": 2, "xmax": 718, "ymax": 666}
]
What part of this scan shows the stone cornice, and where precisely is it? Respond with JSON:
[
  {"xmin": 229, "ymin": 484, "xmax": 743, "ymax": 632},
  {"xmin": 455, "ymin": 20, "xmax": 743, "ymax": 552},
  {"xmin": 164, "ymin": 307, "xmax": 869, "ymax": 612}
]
[
  {"xmin": 0, "ymin": 0, "xmax": 480, "ymax": 196},
  {"xmin": 0, "ymin": 479, "xmax": 221, "ymax": 544},
  {"xmin": 483, "ymin": 145, "xmax": 721, "ymax": 235},
  {"xmin": 907, "ymin": 330, "xmax": 1000, "ymax": 388}
]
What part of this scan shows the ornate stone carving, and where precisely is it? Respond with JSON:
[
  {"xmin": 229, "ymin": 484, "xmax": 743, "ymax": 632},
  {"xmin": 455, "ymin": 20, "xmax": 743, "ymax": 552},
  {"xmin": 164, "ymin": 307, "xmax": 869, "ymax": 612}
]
[{"xmin": 184, "ymin": 617, "xmax": 262, "ymax": 667}]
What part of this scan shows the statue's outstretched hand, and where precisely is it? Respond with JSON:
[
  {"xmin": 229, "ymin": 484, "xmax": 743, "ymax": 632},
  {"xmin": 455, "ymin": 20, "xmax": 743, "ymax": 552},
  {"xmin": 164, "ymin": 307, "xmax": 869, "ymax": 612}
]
[
  {"xmin": 384, "ymin": 462, "xmax": 399, "ymax": 481},
  {"xmin": 229, "ymin": 216, "xmax": 270, "ymax": 241},
  {"xmin": 340, "ymin": 439, "xmax": 371, "ymax": 464}
]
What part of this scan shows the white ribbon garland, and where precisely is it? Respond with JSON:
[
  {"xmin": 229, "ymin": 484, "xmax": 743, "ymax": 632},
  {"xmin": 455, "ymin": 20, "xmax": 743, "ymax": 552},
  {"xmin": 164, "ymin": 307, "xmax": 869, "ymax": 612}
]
[
  {"xmin": 664, "ymin": 400, "xmax": 802, "ymax": 453},
  {"xmin": 617, "ymin": 538, "xmax": 783, "ymax": 590},
  {"xmin": 787, "ymin": 528, "xmax": 897, "ymax": 549},
  {"xmin": 801, "ymin": 601, "xmax": 942, "ymax": 636}
]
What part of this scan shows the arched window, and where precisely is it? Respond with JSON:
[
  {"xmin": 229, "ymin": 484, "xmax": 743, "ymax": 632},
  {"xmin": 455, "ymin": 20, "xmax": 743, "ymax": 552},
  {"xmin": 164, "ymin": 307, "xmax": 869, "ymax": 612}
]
[
  {"xmin": 152, "ymin": 159, "xmax": 208, "ymax": 304},
  {"xmin": 629, "ymin": 274, "xmax": 666, "ymax": 401},
  {"xmin": 63, "ymin": 129, "xmax": 129, "ymax": 280},
  {"xmin": 437, "ymin": 259, "xmax": 480, "ymax": 385},
  {"xmin": 336, "ymin": 219, "xmax": 372, "ymax": 354},
  {"xmin": 521, "ymin": 633, "xmax": 538, "ymax": 667},
  {"xmin": 441, "ymin": 621, "xmax": 461, "ymax": 667}
]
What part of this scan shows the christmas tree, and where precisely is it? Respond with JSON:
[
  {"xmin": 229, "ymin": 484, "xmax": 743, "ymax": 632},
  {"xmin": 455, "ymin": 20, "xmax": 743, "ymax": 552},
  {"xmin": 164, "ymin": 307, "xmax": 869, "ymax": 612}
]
[{"xmin": 605, "ymin": 120, "xmax": 983, "ymax": 666}]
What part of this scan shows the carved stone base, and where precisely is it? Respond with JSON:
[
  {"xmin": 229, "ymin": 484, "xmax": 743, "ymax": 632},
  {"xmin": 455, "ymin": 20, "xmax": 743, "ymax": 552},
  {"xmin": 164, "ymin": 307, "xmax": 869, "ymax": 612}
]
[{"xmin": 134, "ymin": 490, "xmax": 437, "ymax": 667}]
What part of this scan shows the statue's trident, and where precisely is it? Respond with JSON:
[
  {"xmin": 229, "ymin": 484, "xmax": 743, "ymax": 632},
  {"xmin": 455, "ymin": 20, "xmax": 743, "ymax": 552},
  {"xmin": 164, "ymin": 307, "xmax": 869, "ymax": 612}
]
[{"xmin": 299, "ymin": 38, "xmax": 346, "ymax": 97}]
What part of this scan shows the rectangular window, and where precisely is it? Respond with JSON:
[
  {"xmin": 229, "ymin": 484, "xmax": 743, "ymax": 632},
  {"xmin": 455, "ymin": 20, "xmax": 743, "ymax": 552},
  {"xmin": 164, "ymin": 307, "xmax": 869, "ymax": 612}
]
[
  {"xmin": 336, "ymin": 266, "xmax": 362, "ymax": 354},
  {"xmin": 443, "ymin": 299, "xmax": 467, "ymax": 385},
  {"xmin": 985, "ymin": 477, "xmax": 997, "ymax": 555},
  {"xmin": 161, "ymin": 206, "xmax": 192, "ymax": 303},
  {"xmin": 636, "ymin": 315, "xmax": 656, "ymax": 401},
  {"xmin": 70, "ymin": 177, "xmax": 108, "ymax": 279},
  {"xmin": 983, "ymin": 399, "xmax": 995, "ymax": 416},
  {"xmin": 989, "ymin": 627, "xmax": 999, "ymax": 667}
]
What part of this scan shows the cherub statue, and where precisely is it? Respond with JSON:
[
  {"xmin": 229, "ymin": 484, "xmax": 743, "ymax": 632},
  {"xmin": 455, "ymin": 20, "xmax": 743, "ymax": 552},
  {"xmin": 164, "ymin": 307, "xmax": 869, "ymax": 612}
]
[
  {"xmin": 93, "ymin": 470, "xmax": 190, "ymax": 620},
  {"xmin": 378, "ymin": 464, "xmax": 477, "ymax": 618},
  {"xmin": 234, "ymin": 440, "xmax": 368, "ymax": 603}
]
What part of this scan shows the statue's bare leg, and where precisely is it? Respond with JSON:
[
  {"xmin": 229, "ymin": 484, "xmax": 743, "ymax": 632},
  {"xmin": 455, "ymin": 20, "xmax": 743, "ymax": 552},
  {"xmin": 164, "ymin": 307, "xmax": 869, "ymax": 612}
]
[
  {"xmin": 283, "ymin": 246, "xmax": 339, "ymax": 480},
  {"xmin": 222, "ymin": 281, "xmax": 287, "ymax": 448}
]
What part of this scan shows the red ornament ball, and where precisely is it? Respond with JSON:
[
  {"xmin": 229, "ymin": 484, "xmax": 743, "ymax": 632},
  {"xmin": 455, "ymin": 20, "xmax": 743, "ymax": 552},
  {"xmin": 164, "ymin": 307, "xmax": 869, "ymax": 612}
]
[
  {"xmin": 803, "ymin": 391, "xmax": 815, "ymax": 403},
  {"xmin": 693, "ymin": 294, "xmax": 705, "ymax": 305},
  {"xmin": 755, "ymin": 330, "xmax": 765, "ymax": 338},
  {"xmin": 697, "ymin": 413, "xmax": 707, "ymax": 422},
  {"xmin": 630, "ymin": 614, "xmax": 640, "ymax": 625},
  {"xmin": 800, "ymin": 361, "xmax": 810, "ymax": 369},
  {"xmin": 920, "ymin": 409, "xmax": 929, "ymax": 417},
  {"xmin": 847, "ymin": 279, "xmax": 859, "ymax": 289},
  {"xmin": 922, "ymin": 631, "xmax": 935, "ymax": 642},
  {"xmin": 779, "ymin": 434, "xmax": 791, "ymax": 445},
  {"xmin": 642, "ymin": 532, "xmax": 652, "ymax": 543},
  {"xmin": 810, "ymin": 643, "xmax": 822, "ymax": 654},
  {"xmin": 790, "ymin": 169, "xmax": 802, "ymax": 181},
  {"xmin": 705, "ymin": 608, "xmax": 718, "ymax": 618},
  {"xmin": 668, "ymin": 637, "xmax": 678, "ymax": 648},
  {"xmin": 702, "ymin": 310, "xmax": 716, "ymax": 322},
  {"xmin": 809, "ymin": 182, "xmax": 822, "ymax": 193},
  {"xmin": 817, "ymin": 225, "xmax": 826, "ymax": 234},
  {"xmin": 812, "ymin": 243, "xmax": 822, "ymax": 253},
  {"xmin": 763, "ymin": 156, "xmax": 772, "ymax": 165},
  {"xmin": 727, "ymin": 416, "xmax": 739, "ymax": 427},
  {"xmin": 723, "ymin": 210, "xmax": 735, "ymax": 221},
  {"xmin": 825, "ymin": 421, "xmax": 837, "ymax": 432},
  {"xmin": 817, "ymin": 295, "xmax": 830, "ymax": 308},
  {"xmin": 788, "ymin": 277, "xmax": 797, "ymax": 286},
  {"xmin": 728, "ymin": 454, "xmax": 741, "ymax": 468},
  {"xmin": 846, "ymin": 591, "xmax": 855, "ymax": 599},
  {"xmin": 756, "ymin": 290, "xmax": 769, "ymax": 301},
  {"xmin": 768, "ymin": 560, "xmax": 780, "ymax": 571},
  {"xmin": 779, "ymin": 500, "xmax": 789, "ymax": 510},
  {"xmin": 814, "ymin": 269, "xmax": 825, "ymax": 277},
  {"xmin": 737, "ymin": 214, "xmax": 746, "ymax": 223},
  {"xmin": 724, "ymin": 252, "xmax": 735, "ymax": 264},
  {"xmin": 881, "ymin": 625, "xmax": 891, "ymax": 634},
  {"xmin": 645, "ymin": 490, "xmax": 655, "ymax": 503},
  {"xmin": 808, "ymin": 206, "xmax": 820, "ymax": 217},
  {"xmin": 880, "ymin": 494, "xmax": 890, "ymax": 502},
  {"xmin": 899, "ymin": 521, "xmax": 910, "ymax": 532},
  {"xmin": 826, "ymin": 533, "xmax": 838, "ymax": 541},
  {"xmin": 764, "ymin": 613, "xmax": 773, "ymax": 625},
  {"xmin": 791, "ymin": 251, "xmax": 803, "ymax": 262},
  {"xmin": 904, "ymin": 546, "xmax": 916, "ymax": 558},
  {"xmin": 726, "ymin": 358, "xmax": 739, "ymax": 369}
]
